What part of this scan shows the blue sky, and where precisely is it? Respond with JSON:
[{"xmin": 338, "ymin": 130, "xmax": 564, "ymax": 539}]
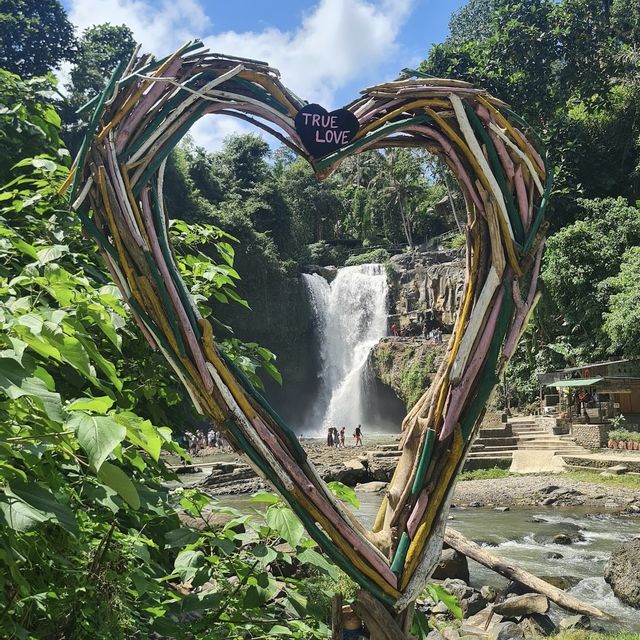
[{"xmin": 62, "ymin": 0, "xmax": 466, "ymax": 149}]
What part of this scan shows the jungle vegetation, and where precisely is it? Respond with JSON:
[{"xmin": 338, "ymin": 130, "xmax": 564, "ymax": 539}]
[{"xmin": 0, "ymin": 0, "xmax": 639, "ymax": 637}]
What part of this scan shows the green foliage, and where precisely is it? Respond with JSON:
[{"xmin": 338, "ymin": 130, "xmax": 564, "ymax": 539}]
[
  {"xmin": 305, "ymin": 240, "xmax": 342, "ymax": 266},
  {"xmin": 421, "ymin": 0, "xmax": 640, "ymax": 231},
  {"xmin": 444, "ymin": 233, "xmax": 465, "ymax": 250},
  {"xmin": 0, "ymin": 0, "xmax": 76, "ymax": 77},
  {"xmin": 0, "ymin": 70, "xmax": 67, "ymax": 184},
  {"xmin": 547, "ymin": 632, "xmax": 640, "ymax": 640},
  {"xmin": 459, "ymin": 467, "xmax": 512, "ymax": 481},
  {"xmin": 603, "ymin": 246, "xmax": 640, "ymax": 358},
  {"xmin": 0, "ymin": 80, "xmax": 308, "ymax": 637},
  {"xmin": 425, "ymin": 583, "xmax": 462, "ymax": 620},
  {"xmin": 327, "ymin": 481, "xmax": 360, "ymax": 509},
  {"xmin": 400, "ymin": 352, "xmax": 437, "ymax": 408},
  {"xmin": 344, "ymin": 247, "xmax": 390, "ymax": 266},
  {"xmin": 607, "ymin": 428, "xmax": 640, "ymax": 444},
  {"xmin": 67, "ymin": 24, "xmax": 137, "ymax": 107},
  {"xmin": 565, "ymin": 471, "xmax": 640, "ymax": 492},
  {"xmin": 542, "ymin": 197, "xmax": 640, "ymax": 358}
]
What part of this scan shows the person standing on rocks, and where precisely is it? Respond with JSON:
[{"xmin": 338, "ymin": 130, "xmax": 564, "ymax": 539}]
[
  {"xmin": 354, "ymin": 425, "xmax": 363, "ymax": 447},
  {"xmin": 339, "ymin": 427, "xmax": 346, "ymax": 447},
  {"xmin": 327, "ymin": 426, "xmax": 334, "ymax": 447}
]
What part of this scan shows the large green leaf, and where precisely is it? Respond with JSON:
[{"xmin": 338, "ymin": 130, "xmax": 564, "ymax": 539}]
[
  {"xmin": 426, "ymin": 583, "xmax": 462, "ymax": 620},
  {"xmin": 3, "ymin": 481, "xmax": 78, "ymax": 534},
  {"xmin": 67, "ymin": 396, "xmax": 114, "ymax": 414},
  {"xmin": 0, "ymin": 357, "xmax": 63, "ymax": 422},
  {"xmin": 97, "ymin": 462, "xmax": 140, "ymax": 509},
  {"xmin": 297, "ymin": 548, "xmax": 338, "ymax": 579},
  {"xmin": 327, "ymin": 481, "xmax": 360, "ymax": 509},
  {"xmin": 266, "ymin": 506, "xmax": 304, "ymax": 548},
  {"xmin": 174, "ymin": 549, "xmax": 206, "ymax": 584},
  {"xmin": 69, "ymin": 412, "xmax": 126, "ymax": 470},
  {"xmin": 0, "ymin": 494, "xmax": 50, "ymax": 531},
  {"xmin": 36, "ymin": 244, "xmax": 66, "ymax": 265}
]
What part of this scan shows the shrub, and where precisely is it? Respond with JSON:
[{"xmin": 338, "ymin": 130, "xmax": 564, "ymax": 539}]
[{"xmin": 344, "ymin": 247, "xmax": 390, "ymax": 266}]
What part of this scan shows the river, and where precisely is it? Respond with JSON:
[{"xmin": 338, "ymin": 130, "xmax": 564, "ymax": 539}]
[{"xmin": 221, "ymin": 490, "xmax": 640, "ymax": 631}]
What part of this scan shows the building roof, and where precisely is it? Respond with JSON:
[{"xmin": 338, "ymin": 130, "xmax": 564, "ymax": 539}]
[{"xmin": 552, "ymin": 377, "xmax": 603, "ymax": 388}]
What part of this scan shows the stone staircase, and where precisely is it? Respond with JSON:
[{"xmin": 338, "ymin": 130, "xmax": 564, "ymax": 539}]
[{"xmin": 465, "ymin": 417, "xmax": 588, "ymax": 470}]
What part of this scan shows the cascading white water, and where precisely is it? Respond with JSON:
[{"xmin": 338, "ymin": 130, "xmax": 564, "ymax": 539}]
[{"xmin": 302, "ymin": 264, "xmax": 388, "ymax": 434}]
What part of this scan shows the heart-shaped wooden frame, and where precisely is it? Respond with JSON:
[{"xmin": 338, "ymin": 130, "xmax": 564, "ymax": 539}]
[{"xmin": 63, "ymin": 41, "xmax": 550, "ymax": 612}]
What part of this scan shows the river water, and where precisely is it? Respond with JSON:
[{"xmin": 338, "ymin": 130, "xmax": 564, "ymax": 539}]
[{"xmin": 222, "ymin": 490, "xmax": 640, "ymax": 630}]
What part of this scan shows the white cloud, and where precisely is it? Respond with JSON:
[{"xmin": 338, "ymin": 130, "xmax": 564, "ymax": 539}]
[
  {"xmin": 66, "ymin": 0, "xmax": 210, "ymax": 51},
  {"xmin": 64, "ymin": 0, "xmax": 413, "ymax": 150},
  {"xmin": 189, "ymin": 115, "xmax": 255, "ymax": 152},
  {"xmin": 203, "ymin": 0, "xmax": 413, "ymax": 106}
]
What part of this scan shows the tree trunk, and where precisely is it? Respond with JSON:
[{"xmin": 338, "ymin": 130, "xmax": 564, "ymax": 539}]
[
  {"xmin": 351, "ymin": 590, "xmax": 413, "ymax": 640},
  {"xmin": 444, "ymin": 528, "xmax": 608, "ymax": 619}
]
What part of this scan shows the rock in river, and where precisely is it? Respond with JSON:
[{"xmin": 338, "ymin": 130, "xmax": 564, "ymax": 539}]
[
  {"xmin": 604, "ymin": 537, "xmax": 640, "ymax": 608},
  {"xmin": 493, "ymin": 593, "xmax": 549, "ymax": 616}
]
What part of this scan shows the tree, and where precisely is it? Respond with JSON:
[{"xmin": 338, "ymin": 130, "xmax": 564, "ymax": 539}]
[
  {"xmin": 0, "ymin": 70, "xmax": 66, "ymax": 184},
  {"xmin": 604, "ymin": 246, "xmax": 640, "ymax": 358},
  {"xmin": 0, "ymin": 0, "xmax": 76, "ymax": 77},
  {"xmin": 542, "ymin": 197, "xmax": 640, "ymax": 358},
  {"xmin": 216, "ymin": 133, "xmax": 271, "ymax": 194},
  {"xmin": 447, "ymin": 0, "xmax": 497, "ymax": 44},
  {"xmin": 67, "ymin": 24, "xmax": 137, "ymax": 107},
  {"xmin": 421, "ymin": 0, "xmax": 640, "ymax": 231}
]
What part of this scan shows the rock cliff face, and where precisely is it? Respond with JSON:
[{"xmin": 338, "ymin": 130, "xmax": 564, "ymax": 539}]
[
  {"xmin": 369, "ymin": 337, "xmax": 447, "ymax": 410},
  {"xmin": 216, "ymin": 269, "xmax": 319, "ymax": 426},
  {"xmin": 387, "ymin": 248, "xmax": 464, "ymax": 331},
  {"xmin": 367, "ymin": 248, "xmax": 464, "ymax": 412}
]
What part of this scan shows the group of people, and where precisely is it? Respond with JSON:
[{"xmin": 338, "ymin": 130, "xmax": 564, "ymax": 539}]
[
  {"xmin": 326, "ymin": 424, "xmax": 363, "ymax": 447},
  {"xmin": 178, "ymin": 429, "xmax": 229, "ymax": 455},
  {"xmin": 390, "ymin": 321, "xmax": 443, "ymax": 343}
]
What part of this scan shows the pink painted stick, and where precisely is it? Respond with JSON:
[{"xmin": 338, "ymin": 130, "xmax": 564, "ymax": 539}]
[
  {"xmin": 116, "ymin": 57, "xmax": 183, "ymax": 153},
  {"xmin": 440, "ymin": 284, "xmax": 506, "ymax": 441},
  {"xmin": 502, "ymin": 242, "xmax": 544, "ymax": 360},
  {"xmin": 139, "ymin": 187, "xmax": 214, "ymax": 393},
  {"xmin": 513, "ymin": 165, "xmax": 530, "ymax": 230},
  {"xmin": 250, "ymin": 414, "xmax": 399, "ymax": 588},
  {"xmin": 515, "ymin": 127, "xmax": 545, "ymax": 175},
  {"xmin": 101, "ymin": 250, "xmax": 159, "ymax": 350},
  {"xmin": 404, "ymin": 125, "xmax": 486, "ymax": 214},
  {"xmin": 406, "ymin": 491, "xmax": 430, "ymax": 538},
  {"xmin": 103, "ymin": 140, "xmax": 146, "ymax": 248}
]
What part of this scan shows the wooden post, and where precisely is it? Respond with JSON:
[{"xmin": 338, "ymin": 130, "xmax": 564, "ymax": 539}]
[
  {"xmin": 331, "ymin": 593, "xmax": 343, "ymax": 640},
  {"xmin": 351, "ymin": 590, "xmax": 412, "ymax": 640},
  {"xmin": 444, "ymin": 528, "xmax": 608, "ymax": 619}
]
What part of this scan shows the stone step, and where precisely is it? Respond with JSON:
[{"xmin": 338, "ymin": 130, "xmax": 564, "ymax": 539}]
[
  {"xmin": 511, "ymin": 427, "xmax": 549, "ymax": 435},
  {"xmin": 471, "ymin": 444, "xmax": 520, "ymax": 452},
  {"xmin": 473, "ymin": 437, "xmax": 519, "ymax": 448},
  {"xmin": 513, "ymin": 430, "xmax": 551, "ymax": 437},
  {"xmin": 467, "ymin": 450, "xmax": 514, "ymax": 458},
  {"xmin": 377, "ymin": 444, "xmax": 401, "ymax": 451},
  {"xmin": 369, "ymin": 450, "xmax": 402, "ymax": 458},
  {"xmin": 517, "ymin": 441, "xmax": 585, "ymax": 450}
]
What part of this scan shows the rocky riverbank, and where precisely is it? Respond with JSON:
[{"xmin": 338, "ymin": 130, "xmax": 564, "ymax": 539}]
[
  {"xmin": 453, "ymin": 474, "xmax": 640, "ymax": 515},
  {"xmin": 178, "ymin": 441, "xmax": 640, "ymax": 516},
  {"xmin": 186, "ymin": 435, "xmax": 402, "ymax": 496}
]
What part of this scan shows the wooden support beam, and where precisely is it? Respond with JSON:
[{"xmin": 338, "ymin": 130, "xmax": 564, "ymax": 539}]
[
  {"xmin": 351, "ymin": 590, "xmax": 411, "ymax": 640},
  {"xmin": 444, "ymin": 528, "xmax": 609, "ymax": 619}
]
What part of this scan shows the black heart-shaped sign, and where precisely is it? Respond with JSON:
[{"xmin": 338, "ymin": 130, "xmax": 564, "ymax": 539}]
[{"xmin": 294, "ymin": 103, "xmax": 359, "ymax": 159}]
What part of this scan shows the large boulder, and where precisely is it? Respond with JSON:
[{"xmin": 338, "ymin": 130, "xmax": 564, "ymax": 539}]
[
  {"xmin": 432, "ymin": 548, "xmax": 470, "ymax": 582},
  {"xmin": 604, "ymin": 538, "xmax": 640, "ymax": 607},
  {"xmin": 493, "ymin": 593, "xmax": 549, "ymax": 616}
]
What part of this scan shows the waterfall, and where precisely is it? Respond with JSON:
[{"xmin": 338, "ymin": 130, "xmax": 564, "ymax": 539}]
[{"xmin": 302, "ymin": 264, "xmax": 389, "ymax": 434}]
